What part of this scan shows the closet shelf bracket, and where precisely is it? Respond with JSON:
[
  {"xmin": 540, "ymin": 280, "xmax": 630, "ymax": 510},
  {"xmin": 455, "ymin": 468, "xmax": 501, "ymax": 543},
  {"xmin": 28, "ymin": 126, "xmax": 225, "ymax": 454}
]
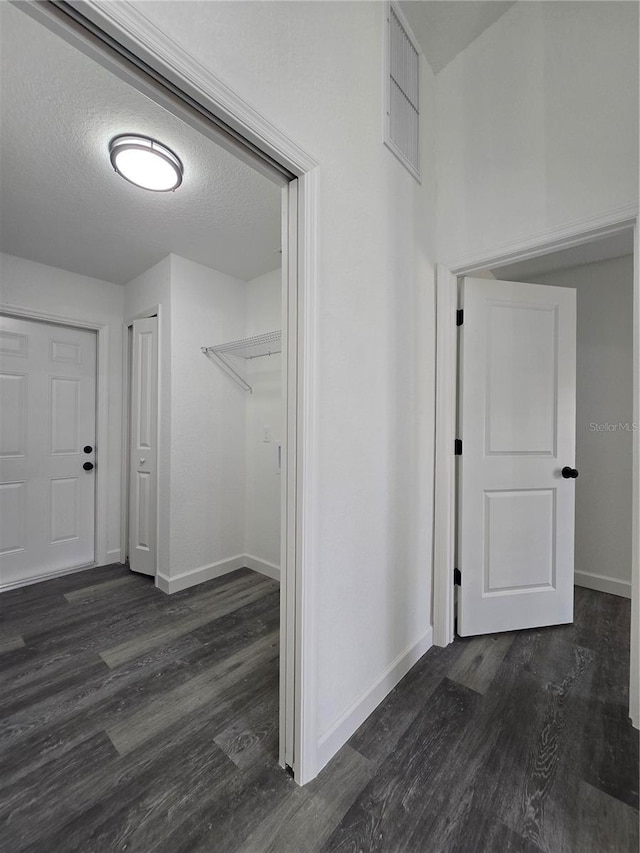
[{"xmin": 201, "ymin": 330, "xmax": 281, "ymax": 394}]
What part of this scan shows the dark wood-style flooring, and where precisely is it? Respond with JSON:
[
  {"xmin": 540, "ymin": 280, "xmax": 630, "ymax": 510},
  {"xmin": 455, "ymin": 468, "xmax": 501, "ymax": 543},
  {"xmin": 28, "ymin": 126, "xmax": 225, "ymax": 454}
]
[{"xmin": 0, "ymin": 564, "xmax": 637, "ymax": 852}]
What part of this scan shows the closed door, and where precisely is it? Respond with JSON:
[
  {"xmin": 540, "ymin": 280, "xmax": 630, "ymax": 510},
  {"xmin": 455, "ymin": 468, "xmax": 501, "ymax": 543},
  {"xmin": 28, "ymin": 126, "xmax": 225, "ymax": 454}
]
[
  {"xmin": 457, "ymin": 277, "xmax": 577, "ymax": 636},
  {"xmin": 128, "ymin": 317, "xmax": 158, "ymax": 576},
  {"xmin": 0, "ymin": 316, "xmax": 96, "ymax": 588}
]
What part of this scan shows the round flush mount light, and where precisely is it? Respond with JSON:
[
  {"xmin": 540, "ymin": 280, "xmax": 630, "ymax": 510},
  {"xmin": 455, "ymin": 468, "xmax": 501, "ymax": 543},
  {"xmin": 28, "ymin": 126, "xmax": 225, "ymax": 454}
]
[{"xmin": 108, "ymin": 134, "xmax": 183, "ymax": 192}]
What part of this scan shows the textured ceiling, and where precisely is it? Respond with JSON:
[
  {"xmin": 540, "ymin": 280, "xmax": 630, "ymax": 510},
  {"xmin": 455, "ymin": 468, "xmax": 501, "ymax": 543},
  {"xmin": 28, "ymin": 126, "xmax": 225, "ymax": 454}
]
[
  {"xmin": 399, "ymin": 1, "xmax": 516, "ymax": 73},
  {"xmin": 0, "ymin": 3, "xmax": 281, "ymax": 286}
]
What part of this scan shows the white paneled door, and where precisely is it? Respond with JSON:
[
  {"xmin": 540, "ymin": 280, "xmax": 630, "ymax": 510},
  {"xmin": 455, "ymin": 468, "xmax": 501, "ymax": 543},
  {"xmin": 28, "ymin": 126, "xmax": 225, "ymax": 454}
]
[
  {"xmin": 458, "ymin": 277, "xmax": 577, "ymax": 636},
  {"xmin": 128, "ymin": 317, "xmax": 158, "ymax": 576},
  {"xmin": 0, "ymin": 316, "xmax": 96, "ymax": 588}
]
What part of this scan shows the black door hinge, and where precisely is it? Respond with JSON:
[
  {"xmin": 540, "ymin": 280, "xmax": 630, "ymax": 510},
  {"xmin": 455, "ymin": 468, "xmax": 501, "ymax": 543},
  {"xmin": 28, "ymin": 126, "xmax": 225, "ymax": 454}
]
[
  {"xmin": 456, "ymin": 309, "xmax": 464, "ymax": 326},
  {"xmin": 455, "ymin": 439, "xmax": 462, "ymax": 456},
  {"xmin": 454, "ymin": 568, "xmax": 461, "ymax": 585}
]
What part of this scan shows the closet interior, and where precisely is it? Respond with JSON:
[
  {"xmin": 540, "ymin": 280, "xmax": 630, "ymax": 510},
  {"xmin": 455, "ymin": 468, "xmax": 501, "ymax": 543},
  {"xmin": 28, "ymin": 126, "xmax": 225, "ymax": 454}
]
[
  {"xmin": 124, "ymin": 254, "xmax": 283, "ymax": 590},
  {"xmin": 207, "ymin": 267, "xmax": 284, "ymax": 580}
]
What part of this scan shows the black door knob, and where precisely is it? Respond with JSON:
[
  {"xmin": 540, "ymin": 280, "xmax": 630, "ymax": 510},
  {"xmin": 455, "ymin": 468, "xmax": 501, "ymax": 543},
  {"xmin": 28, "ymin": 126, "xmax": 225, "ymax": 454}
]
[
  {"xmin": 561, "ymin": 466, "xmax": 579, "ymax": 479},
  {"xmin": 83, "ymin": 445, "xmax": 93, "ymax": 454},
  {"xmin": 83, "ymin": 462, "xmax": 94, "ymax": 471}
]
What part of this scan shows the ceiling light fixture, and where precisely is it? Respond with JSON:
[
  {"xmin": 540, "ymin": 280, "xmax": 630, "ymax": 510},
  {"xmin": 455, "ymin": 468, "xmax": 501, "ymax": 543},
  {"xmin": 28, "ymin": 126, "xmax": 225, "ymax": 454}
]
[{"xmin": 109, "ymin": 134, "xmax": 183, "ymax": 192}]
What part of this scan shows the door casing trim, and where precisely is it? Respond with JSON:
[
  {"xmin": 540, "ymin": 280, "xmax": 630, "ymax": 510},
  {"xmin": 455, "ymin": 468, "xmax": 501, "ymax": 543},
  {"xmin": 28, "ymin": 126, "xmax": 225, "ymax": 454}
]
[{"xmin": 433, "ymin": 204, "xmax": 639, "ymax": 729}]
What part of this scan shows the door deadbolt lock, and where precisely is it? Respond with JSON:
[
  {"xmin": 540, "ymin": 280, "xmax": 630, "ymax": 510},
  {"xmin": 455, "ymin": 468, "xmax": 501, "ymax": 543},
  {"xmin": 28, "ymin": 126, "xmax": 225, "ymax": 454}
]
[{"xmin": 83, "ymin": 445, "xmax": 93, "ymax": 454}]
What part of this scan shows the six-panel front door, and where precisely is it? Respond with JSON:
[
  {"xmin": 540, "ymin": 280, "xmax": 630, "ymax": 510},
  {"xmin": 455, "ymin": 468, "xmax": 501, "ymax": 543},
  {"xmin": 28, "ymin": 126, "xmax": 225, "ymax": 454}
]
[
  {"xmin": 0, "ymin": 315, "xmax": 97, "ymax": 588},
  {"xmin": 457, "ymin": 277, "xmax": 577, "ymax": 636}
]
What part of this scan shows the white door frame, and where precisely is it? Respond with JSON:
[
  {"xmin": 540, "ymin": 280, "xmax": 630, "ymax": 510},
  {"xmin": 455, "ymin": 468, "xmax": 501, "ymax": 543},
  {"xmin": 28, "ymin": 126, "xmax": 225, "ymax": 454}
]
[
  {"xmin": 433, "ymin": 203, "xmax": 639, "ymax": 728},
  {"xmin": 19, "ymin": 0, "xmax": 320, "ymax": 783},
  {"xmin": 0, "ymin": 304, "xmax": 109, "ymax": 572}
]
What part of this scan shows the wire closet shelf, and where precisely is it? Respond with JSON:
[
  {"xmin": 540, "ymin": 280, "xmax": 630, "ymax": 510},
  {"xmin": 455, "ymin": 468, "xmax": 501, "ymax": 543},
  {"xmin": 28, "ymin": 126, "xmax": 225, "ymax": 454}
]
[{"xmin": 201, "ymin": 330, "xmax": 281, "ymax": 393}]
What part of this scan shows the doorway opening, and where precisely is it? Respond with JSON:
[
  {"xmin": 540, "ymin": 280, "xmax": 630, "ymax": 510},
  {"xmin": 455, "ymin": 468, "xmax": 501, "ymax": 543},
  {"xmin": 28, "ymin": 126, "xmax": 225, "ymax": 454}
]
[
  {"xmin": 2, "ymin": 0, "xmax": 318, "ymax": 783},
  {"xmin": 433, "ymin": 214, "xmax": 639, "ymax": 725}
]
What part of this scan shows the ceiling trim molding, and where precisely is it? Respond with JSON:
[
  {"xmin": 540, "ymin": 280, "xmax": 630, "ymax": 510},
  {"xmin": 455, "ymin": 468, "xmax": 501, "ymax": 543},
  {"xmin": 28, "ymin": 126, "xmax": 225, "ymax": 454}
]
[{"xmin": 446, "ymin": 201, "xmax": 640, "ymax": 275}]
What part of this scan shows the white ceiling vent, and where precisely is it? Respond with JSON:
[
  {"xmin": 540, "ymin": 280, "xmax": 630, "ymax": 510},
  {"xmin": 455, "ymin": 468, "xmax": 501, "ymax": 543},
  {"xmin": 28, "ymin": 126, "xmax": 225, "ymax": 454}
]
[{"xmin": 384, "ymin": 2, "xmax": 421, "ymax": 181}]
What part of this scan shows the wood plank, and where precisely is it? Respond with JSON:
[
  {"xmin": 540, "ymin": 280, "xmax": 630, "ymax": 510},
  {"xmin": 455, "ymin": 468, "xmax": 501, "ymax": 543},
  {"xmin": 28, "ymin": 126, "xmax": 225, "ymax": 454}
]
[
  {"xmin": 243, "ymin": 745, "xmax": 373, "ymax": 853},
  {"xmin": 0, "ymin": 585, "xmax": 278, "ymax": 721},
  {"xmin": 12, "ymin": 726, "xmax": 237, "ymax": 853},
  {"xmin": 0, "ymin": 732, "xmax": 118, "ymax": 850},
  {"xmin": 0, "ymin": 589, "xmax": 70, "ymax": 635},
  {"xmin": 100, "ymin": 576, "xmax": 276, "ymax": 668},
  {"xmin": 239, "ymin": 787, "xmax": 311, "ymax": 853},
  {"xmin": 0, "ymin": 594, "xmax": 280, "ymax": 785},
  {"xmin": 397, "ymin": 628, "xmax": 593, "ymax": 853},
  {"xmin": 17, "ymin": 582, "xmax": 176, "ymax": 654},
  {"xmin": 447, "ymin": 631, "xmax": 515, "ymax": 693},
  {"xmin": 12, "ymin": 569, "xmax": 261, "ymax": 658},
  {"xmin": 580, "ymin": 699, "xmax": 640, "ymax": 810},
  {"xmin": 152, "ymin": 753, "xmax": 297, "ymax": 853},
  {"xmin": 574, "ymin": 781, "xmax": 639, "ymax": 853},
  {"xmin": 320, "ymin": 678, "xmax": 482, "ymax": 853},
  {"xmin": 64, "ymin": 574, "xmax": 138, "ymax": 602},
  {"xmin": 0, "ymin": 634, "xmax": 25, "ymax": 654},
  {"xmin": 408, "ymin": 794, "xmax": 545, "ymax": 853},
  {"xmin": 2, "ymin": 567, "xmax": 636, "ymax": 853},
  {"xmin": 106, "ymin": 630, "xmax": 279, "ymax": 755},
  {"xmin": 214, "ymin": 685, "xmax": 280, "ymax": 769},
  {"xmin": 348, "ymin": 640, "xmax": 460, "ymax": 766},
  {"xmin": 513, "ymin": 643, "xmax": 593, "ymax": 850},
  {"xmin": 3, "ymin": 653, "xmax": 278, "ymax": 850},
  {"xmin": 0, "ymin": 564, "xmax": 130, "ymax": 632}
]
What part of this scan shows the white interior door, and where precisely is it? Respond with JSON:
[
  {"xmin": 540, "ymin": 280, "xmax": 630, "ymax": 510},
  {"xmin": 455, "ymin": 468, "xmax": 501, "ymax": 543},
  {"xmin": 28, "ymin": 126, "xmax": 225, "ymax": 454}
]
[
  {"xmin": 0, "ymin": 315, "xmax": 96, "ymax": 588},
  {"xmin": 457, "ymin": 277, "xmax": 577, "ymax": 636},
  {"xmin": 128, "ymin": 316, "xmax": 158, "ymax": 576}
]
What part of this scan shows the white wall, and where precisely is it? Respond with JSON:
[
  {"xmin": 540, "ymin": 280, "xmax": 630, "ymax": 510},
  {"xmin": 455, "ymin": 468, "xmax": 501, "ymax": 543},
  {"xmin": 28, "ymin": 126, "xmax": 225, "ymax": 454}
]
[
  {"xmin": 135, "ymin": 0, "xmax": 438, "ymax": 772},
  {"xmin": 0, "ymin": 251, "xmax": 124, "ymax": 564},
  {"xmin": 168, "ymin": 255, "xmax": 246, "ymax": 583},
  {"xmin": 523, "ymin": 255, "xmax": 634, "ymax": 598},
  {"xmin": 437, "ymin": 1, "xmax": 639, "ymax": 263},
  {"xmin": 245, "ymin": 268, "xmax": 282, "ymax": 570}
]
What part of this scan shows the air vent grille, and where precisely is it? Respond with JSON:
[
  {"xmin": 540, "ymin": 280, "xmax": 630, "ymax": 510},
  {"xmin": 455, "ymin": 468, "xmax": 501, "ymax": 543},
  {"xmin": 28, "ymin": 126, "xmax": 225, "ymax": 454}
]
[{"xmin": 385, "ymin": 4, "xmax": 420, "ymax": 181}]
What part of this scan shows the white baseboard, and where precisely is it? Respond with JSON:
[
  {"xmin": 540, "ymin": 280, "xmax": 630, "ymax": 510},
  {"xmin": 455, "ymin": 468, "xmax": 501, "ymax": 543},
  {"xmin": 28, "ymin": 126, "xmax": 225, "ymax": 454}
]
[
  {"xmin": 156, "ymin": 554, "xmax": 246, "ymax": 594},
  {"xmin": 316, "ymin": 626, "xmax": 434, "ymax": 773},
  {"xmin": 631, "ymin": 688, "xmax": 639, "ymax": 731},
  {"xmin": 575, "ymin": 570, "xmax": 631, "ymax": 599},
  {"xmin": 0, "ymin": 551, "xmax": 278, "ymax": 595},
  {"xmin": 104, "ymin": 549, "xmax": 122, "ymax": 565},
  {"xmin": 244, "ymin": 554, "xmax": 280, "ymax": 581},
  {"xmin": 156, "ymin": 554, "xmax": 280, "ymax": 593},
  {"xmin": 0, "ymin": 562, "xmax": 97, "ymax": 593}
]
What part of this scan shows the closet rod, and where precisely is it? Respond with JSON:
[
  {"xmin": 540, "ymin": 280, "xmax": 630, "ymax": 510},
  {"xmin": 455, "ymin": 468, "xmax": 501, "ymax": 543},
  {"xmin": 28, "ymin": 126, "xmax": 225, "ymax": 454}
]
[
  {"xmin": 201, "ymin": 330, "xmax": 281, "ymax": 392},
  {"xmin": 201, "ymin": 348, "xmax": 253, "ymax": 392}
]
